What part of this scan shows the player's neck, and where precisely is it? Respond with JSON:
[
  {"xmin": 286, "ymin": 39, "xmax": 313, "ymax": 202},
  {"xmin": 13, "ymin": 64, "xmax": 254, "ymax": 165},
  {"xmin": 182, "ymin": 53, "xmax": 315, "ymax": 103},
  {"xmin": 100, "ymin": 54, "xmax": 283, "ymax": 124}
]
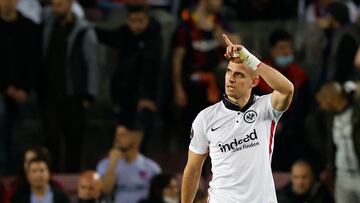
[
  {"xmin": 228, "ymin": 93, "xmax": 252, "ymax": 108},
  {"xmin": 123, "ymin": 150, "xmax": 139, "ymax": 163}
]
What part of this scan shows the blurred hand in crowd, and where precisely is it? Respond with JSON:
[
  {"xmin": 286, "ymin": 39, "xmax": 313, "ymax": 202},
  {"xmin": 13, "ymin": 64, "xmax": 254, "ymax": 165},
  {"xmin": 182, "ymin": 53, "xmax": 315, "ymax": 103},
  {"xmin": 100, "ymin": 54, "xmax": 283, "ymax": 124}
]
[
  {"xmin": 6, "ymin": 86, "xmax": 28, "ymax": 103},
  {"xmin": 137, "ymin": 99, "xmax": 157, "ymax": 112}
]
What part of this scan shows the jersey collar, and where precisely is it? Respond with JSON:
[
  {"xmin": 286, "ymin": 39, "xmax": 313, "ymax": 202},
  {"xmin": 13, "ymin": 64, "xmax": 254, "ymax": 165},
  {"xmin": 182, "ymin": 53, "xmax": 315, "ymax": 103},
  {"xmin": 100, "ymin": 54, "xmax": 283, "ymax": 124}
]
[{"xmin": 222, "ymin": 94, "xmax": 255, "ymax": 112}]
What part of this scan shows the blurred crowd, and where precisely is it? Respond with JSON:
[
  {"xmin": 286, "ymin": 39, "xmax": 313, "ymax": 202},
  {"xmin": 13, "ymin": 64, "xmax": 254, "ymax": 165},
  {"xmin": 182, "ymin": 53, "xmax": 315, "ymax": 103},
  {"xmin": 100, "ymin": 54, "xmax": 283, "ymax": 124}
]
[{"xmin": 1, "ymin": 0, "xmax": 360, "ymax": 202}]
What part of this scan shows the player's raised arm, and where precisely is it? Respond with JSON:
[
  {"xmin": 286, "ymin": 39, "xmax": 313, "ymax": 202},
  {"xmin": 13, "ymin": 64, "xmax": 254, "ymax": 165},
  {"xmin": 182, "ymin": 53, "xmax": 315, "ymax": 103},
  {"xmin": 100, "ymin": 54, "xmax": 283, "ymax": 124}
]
[{"xmin": 223, "ymin": 34, "xmax": 294, "ymax": 111}]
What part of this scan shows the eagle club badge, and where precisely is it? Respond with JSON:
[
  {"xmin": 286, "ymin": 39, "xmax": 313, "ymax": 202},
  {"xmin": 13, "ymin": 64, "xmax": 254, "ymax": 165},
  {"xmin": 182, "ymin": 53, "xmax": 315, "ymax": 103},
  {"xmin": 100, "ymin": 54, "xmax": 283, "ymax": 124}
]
[
  {"xmin": 244, "ymin": 110, "xmax": 257, "ymax": 123},
  {"xmin": 190, "ymin": 127, "xmax": 194, "ymax": 140}
]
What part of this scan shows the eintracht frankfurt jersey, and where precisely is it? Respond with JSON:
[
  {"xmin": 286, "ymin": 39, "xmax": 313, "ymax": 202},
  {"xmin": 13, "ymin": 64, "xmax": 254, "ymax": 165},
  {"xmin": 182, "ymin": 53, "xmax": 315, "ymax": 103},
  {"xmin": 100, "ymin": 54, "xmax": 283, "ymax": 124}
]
[{"xmin": 189, "ymin": 94, "xmax": 284, "ymax": 203}]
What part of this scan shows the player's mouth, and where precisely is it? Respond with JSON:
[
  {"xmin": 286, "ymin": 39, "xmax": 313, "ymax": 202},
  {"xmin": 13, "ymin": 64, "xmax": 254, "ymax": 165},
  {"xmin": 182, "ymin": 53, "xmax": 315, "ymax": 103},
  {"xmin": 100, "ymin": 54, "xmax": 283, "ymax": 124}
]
[{"xmin": 226, "ymin": 85, "xmax": 235, "ymax": 91}]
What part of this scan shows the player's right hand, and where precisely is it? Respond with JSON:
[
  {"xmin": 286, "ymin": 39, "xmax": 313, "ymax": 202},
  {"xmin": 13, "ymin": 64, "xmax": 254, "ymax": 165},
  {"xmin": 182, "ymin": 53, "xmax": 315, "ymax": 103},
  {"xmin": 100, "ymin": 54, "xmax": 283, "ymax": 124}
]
[
  {"xmin": 222, "ymin": 34, "xmax": 261, "ymax": 71},
  {"xmin": 108, "ymin": 148, "xmax": 122, "ymax": 161}
]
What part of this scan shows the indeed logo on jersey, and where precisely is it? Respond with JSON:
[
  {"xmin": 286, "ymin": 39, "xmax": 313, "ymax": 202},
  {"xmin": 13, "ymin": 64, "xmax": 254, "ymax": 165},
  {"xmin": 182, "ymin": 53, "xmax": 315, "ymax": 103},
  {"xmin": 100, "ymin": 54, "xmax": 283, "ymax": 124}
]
[{"xmin": 218, "ymin": 129, "xmax": 260, "ymax": 153}]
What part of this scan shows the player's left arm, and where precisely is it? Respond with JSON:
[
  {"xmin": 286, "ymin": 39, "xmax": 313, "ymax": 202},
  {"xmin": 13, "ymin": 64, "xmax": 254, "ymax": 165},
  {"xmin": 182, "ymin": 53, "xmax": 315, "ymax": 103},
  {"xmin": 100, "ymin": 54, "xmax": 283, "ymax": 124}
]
[{"xmin": 256, "ymin": 63, "xmax": 294, "ymax": 111}]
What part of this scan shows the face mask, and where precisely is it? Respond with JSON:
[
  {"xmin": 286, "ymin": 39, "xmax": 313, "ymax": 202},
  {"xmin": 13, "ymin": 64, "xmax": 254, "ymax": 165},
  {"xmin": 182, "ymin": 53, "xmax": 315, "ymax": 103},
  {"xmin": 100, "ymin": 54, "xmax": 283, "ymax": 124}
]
[
  {"xmin": 274, "ymin": 55, "xmax": 294, "ymax": 68},
  {"xmin": 163, "ymin": 197, "xmax": 179, "ymax": 203}
]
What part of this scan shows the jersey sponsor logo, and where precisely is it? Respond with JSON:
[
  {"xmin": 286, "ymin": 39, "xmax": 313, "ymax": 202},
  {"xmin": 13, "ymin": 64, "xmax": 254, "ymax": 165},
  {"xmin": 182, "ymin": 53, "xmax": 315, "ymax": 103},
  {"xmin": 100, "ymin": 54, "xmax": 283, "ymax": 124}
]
[
  {"xmin": 244, "ymin": 110, "xmax": 257, "ymax": 123},
  {"xmin": 218, "ymin": 129, "xmax": 259, "ymax": 153},
  {"xmin": 211, "ymin": 126, "xmax": 222, "ymax": 131}
]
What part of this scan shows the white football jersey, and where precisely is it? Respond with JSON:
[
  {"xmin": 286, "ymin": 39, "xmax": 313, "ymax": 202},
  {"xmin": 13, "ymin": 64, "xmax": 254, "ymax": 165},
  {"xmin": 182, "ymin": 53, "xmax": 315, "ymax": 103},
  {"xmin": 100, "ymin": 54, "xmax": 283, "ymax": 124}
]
[{"xmin": 189, "ymin": 94, "xmax": 283, "ymax": 203}]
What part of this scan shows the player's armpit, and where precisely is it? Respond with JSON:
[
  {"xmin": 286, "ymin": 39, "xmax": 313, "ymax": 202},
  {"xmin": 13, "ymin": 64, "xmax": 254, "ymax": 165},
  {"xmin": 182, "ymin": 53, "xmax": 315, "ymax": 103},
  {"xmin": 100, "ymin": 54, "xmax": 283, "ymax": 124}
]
[{"xmin": 271, "ymin": 90, "xmax": 293, "ymax": 112}]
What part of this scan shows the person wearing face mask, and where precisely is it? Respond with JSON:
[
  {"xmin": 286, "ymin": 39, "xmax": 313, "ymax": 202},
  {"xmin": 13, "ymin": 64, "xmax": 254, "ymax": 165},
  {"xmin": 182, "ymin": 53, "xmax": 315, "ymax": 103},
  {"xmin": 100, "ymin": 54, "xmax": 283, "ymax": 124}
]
[
  {"xmin": 96, "ymin": 122, "xmax": 161, "ymax": 203},
  {"xmin": 139, "ymin": 173, "xmax": 179, "ymax": 203},
  {"xmin": 255, "ymin": 29, "xmax": 311, "ymax": 172},
  {"xmin": 40, "ymin": 0, "xmax": 99, "ymax": 173}
]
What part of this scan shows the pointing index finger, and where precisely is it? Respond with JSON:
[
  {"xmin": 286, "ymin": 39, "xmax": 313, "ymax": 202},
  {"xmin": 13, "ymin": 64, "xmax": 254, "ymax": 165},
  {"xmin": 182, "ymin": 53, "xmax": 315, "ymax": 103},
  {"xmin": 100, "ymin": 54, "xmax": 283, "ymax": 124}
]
[{"xmin": 222, "ymin": 34, "xmax": 233, "ymax": 46}]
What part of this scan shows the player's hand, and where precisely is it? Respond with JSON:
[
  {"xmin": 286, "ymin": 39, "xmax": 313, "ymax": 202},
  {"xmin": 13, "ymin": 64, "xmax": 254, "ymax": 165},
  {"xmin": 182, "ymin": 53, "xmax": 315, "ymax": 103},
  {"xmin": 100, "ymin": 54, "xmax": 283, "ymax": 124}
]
[
  {"xmin": 13, "ymin": 89, "xmax": 28, "ymax": 103},
  {"xmin": 6, "ymin": 86, "xmax": 28, "ymax": 103},
  {"xmin": 108, "ymin": 148, "xmax": 122, "ymax": 162},
  {"xmin": 175, "ymin": 85, "xmax": 188, "ymax": 107},
  {"xmin": 222, "ymin": 34, "xmax": 261, "ymax": 71},
  {"xmin": 138, "ymin": 99, "xmax": 157, "ymax": 112}
]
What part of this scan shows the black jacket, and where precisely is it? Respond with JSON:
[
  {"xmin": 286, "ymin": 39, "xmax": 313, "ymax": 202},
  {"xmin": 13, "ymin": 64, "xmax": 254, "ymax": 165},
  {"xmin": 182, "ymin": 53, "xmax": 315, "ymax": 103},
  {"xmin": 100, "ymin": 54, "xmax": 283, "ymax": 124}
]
[
  {"xmin": 277, "ymin": 182, "xmax": 334, "ymax": 203},
  {"xmin": 96, "ymin": 18, "xmax": 162, "ymax": 104},
  {"xmin": 0, "ymin": 12, "xmax": 41, "ymax": 93},
  {"xmin": 11, "ymin": 186, "xmax": 70, "ymax": 203}
]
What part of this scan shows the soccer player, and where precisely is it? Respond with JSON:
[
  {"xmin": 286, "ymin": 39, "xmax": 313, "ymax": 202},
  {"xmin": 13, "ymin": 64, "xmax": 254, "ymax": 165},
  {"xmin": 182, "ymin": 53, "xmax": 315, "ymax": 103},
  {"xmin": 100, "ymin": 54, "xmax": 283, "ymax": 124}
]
[{"xmin": 181, "ymin": 34, "xmax": 294, "ymax": 203}]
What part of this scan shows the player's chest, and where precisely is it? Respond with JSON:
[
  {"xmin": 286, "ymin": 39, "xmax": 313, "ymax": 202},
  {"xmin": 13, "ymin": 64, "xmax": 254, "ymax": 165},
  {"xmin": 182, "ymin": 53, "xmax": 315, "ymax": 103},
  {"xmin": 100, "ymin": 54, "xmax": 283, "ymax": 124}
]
[{"xmin": 206, "ymin": 110, "xmax": 268, "ymax": 152}]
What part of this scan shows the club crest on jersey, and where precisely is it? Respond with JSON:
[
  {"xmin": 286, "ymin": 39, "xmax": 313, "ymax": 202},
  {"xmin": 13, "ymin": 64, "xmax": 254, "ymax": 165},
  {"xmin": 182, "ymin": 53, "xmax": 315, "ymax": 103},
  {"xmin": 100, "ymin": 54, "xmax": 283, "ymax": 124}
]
[{"xmin": 244, "ymin": 110, "xmax": 257, "ymax": 123}]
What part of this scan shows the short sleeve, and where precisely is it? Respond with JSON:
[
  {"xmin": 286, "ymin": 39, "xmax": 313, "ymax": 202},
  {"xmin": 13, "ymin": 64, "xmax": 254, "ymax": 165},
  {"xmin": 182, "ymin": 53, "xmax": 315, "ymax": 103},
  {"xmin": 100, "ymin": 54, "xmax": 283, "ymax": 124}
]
[
  {"xmin": 96, "ymin": 158, "xmax": 109, "ymax": 177},
  {"xmin": 189, "ymin": 111, "xmax": 209, "ymax": 154},
  {"xmin": 149, "ymin": 160, "xmax": 162, "ymax": 175},
  {"xmin": 264, "ymin": 94, "xmax": 284, "ymax": 122}
]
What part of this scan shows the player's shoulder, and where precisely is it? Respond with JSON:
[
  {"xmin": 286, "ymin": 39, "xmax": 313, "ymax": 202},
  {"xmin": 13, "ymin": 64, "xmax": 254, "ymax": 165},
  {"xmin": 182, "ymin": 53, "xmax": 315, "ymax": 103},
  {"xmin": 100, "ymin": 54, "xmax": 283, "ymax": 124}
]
[
  {"xmin": 140, "ymin": 154, "xmax": 162, "ymax": 173},
  {"xmin": 196, "ymin": 101, "xmax": 224, "ymax": 119},
  {"xmin": 253, "ymin": 94, "xmax": 272, "ymax": 105}
]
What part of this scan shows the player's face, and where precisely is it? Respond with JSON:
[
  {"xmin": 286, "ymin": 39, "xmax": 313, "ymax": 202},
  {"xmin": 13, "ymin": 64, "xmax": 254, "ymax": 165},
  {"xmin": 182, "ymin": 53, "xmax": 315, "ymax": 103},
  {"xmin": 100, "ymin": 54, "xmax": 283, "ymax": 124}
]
[
  {"xmin": 0, "ymin": 0, "xmax": 18, "ymax": 14},
  {"xmin": 291, "ymin": 164, "xmax": 313, "ymax": 195},
  {"xmin": 128, "ymin": 12, "xmax": 149, "ymax": 35},
  {"xmin": 114, "ymin": 126, "xmax": 134, "ymax": 152},
  {"xmin": 163, "ymin": 177, "xmax": 179, "ymax": 201},
  {"xmin": 52, "ymin": 0, "xmax": 71, "ymax": 19},
  {"xmin": 316, "ymin": 92, "xmax": 337, "ymax": 112},
  {"xmin": 270, "ymin": 40, "xmax": 293, "ymax": 58},
  {"xmin": 78, "ymin": 177, "xmax": 101, "ymax": 200},
  {"xmin": 225, "ymin": 62, "xmax": 258, "ymax": 100},
  {"xmin": 27, "ymin": 161, "xmax": 50, "ymax": 188}
]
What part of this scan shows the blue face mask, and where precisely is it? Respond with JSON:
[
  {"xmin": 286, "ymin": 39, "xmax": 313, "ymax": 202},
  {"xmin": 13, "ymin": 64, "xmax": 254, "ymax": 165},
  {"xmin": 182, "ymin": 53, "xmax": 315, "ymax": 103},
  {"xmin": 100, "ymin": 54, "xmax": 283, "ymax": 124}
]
[{"xmin": 274, "ymin": 55, "xmax": 294, "ymax": 68}]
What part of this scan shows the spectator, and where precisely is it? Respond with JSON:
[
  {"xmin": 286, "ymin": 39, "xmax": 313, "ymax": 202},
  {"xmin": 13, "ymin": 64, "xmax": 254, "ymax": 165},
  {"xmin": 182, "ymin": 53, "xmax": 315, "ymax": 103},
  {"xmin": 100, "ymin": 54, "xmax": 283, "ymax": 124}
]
[
  {"xmin": 304, "ymin": 0, "xmax": 358, "ymax": 23},
  {"xmin": 76, "ymin": 170, "xmax": 111, "ymax": 203},
  {"xmin": 11, "ymin": 157, "xmax": 70, "ymax": 203},
  {"xmin": 194, "ymin": 190, "xmax": 207, "ymax": 203},
  {"xmin": 255, "ymin": 29, "xmax": 311, "ymax": 171},
  {"xmin": 223, "ymin": 0, "xmax": 298, "ymax": 21},
  {"xmin": 0, "ymin": 0, "xmax": 41, "ymax": 174},
  {"xmin": 316, "ymin": 81, "xmax": 360, "ymax": 203},
  {"xmin": 277, "ymin": 159, "xmax": 334, "ymax": 203},
  {"xmin": 139, "ymin": 173, "xmax": 179, "ymax": 203},
  {"xmin": 16, "ymin": 0, "xmax": 85, "ymax": 24},
  {"xmin": 324, "ymin": 1, "xmax": 360, "ymax": 83},
  {"xmin": 96, "ymin": 122, "xmax": 161, "ymax": 203},
  {"xmin": 11, "ymin": 147, "xmax": 55, "ymax": 195},
  {"xmin": 172, "ymin": 0, "xmax": 238, "ymax": 147},
  {"xmin": 95, "ymin": 4, "xmax": 162, "ymax": 153},
  {"xmin": 39, "ymin": 0, "xmax": 99, "ymax": 172}
]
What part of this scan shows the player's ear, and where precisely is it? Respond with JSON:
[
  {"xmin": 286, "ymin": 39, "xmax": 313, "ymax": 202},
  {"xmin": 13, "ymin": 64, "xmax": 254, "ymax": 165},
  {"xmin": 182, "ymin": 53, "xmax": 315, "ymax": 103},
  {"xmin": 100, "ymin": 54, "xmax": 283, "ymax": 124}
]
[{"xmin": 250, "ymin": 75, "xmax": 259, "ymax": 88}]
